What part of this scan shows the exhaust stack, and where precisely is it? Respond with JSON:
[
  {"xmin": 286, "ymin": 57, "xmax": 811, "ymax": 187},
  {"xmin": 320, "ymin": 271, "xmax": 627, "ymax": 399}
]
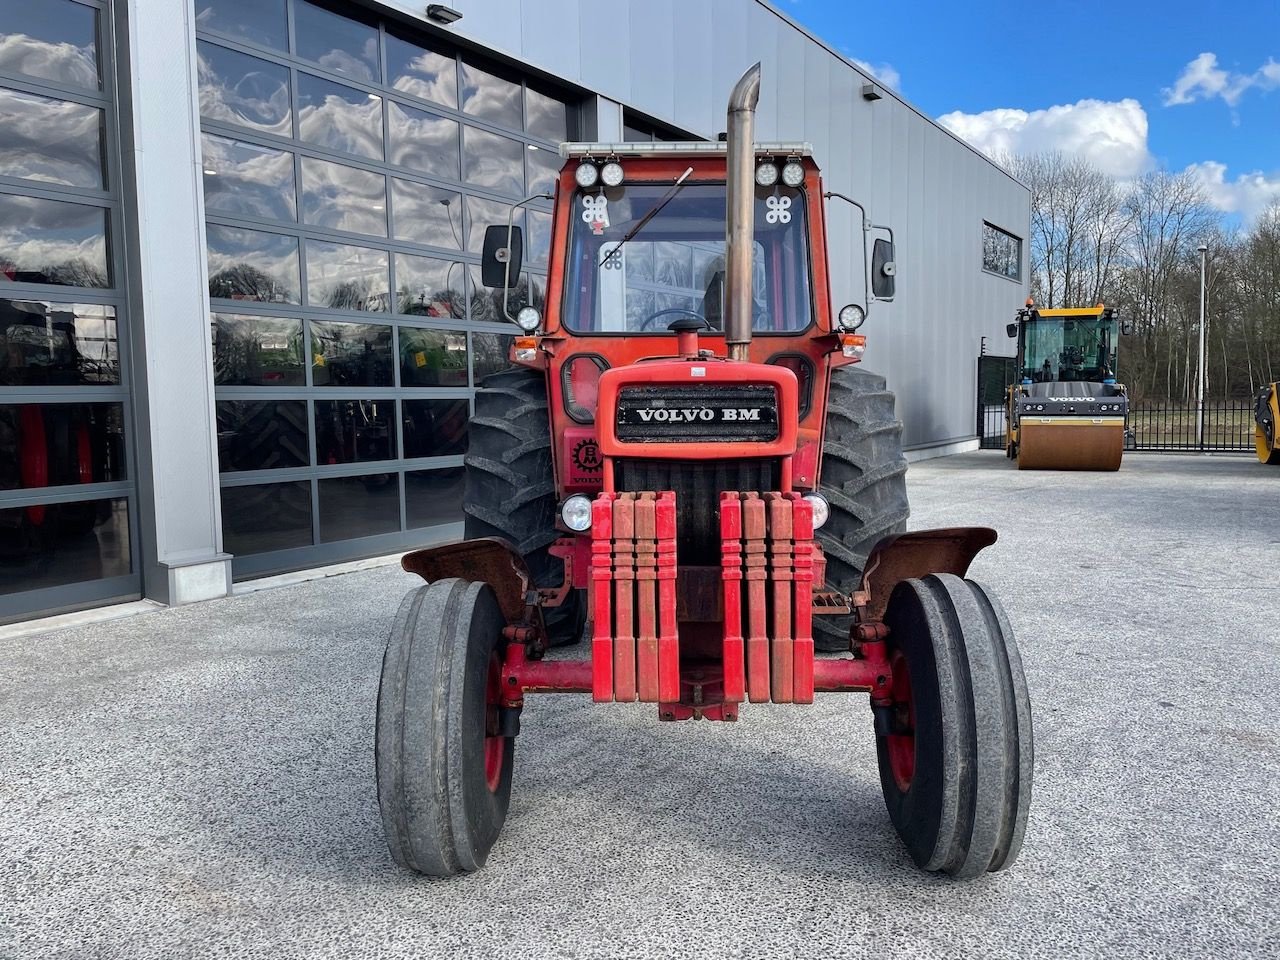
[{"xmin": 724, "ymin": 63, "xmax": 761, "ymax": 363}]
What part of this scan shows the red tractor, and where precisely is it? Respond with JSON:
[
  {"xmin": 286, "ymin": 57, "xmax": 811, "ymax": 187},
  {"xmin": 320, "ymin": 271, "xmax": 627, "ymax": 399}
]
[{"xmin": 375, "ymin": 65, "xmax": 1032, "ymax": 880}]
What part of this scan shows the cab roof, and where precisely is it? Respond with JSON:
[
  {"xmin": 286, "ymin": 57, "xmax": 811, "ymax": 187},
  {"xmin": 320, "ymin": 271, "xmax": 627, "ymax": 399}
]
[
  {"xmin": 1032, "ymin": 306, "xmax": 1111, "ymax": 318},
  {"xmin": 559, "ymin": 141, "xmax": 814, "ymax": 159}
]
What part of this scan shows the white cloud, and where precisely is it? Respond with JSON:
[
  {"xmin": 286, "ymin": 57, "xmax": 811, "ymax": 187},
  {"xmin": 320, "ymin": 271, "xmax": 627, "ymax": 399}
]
[
  {"xmin": 1163, "ymin": 52, "xmax": 1280, "ymax": 107},
  {"xmin": 1185, "ymin": 161, "xmax": 1280, "ymax": 220},
  {"xmin": 937, "ymin": 98, "xmax": 1152, "ymax": 178},
  {"xmin": 851, "ymin": 58, "xmax": 901, "ymax": 92}
]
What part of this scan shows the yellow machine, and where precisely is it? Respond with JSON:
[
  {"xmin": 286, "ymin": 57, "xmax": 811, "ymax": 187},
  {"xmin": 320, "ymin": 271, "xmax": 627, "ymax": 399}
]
[
  {"xmin": 1256, "ymin": 382, "xmax": 1280, "ymax": 464},
  {"xmin": 1004, "ymin": 302, "xmax": 1129, "ymax": 471}
]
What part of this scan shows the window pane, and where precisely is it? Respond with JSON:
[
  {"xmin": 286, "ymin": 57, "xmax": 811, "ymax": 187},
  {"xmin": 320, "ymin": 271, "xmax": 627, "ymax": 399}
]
[
  {"xmin": 623, "ymin": 123, "xmax": 651, "ymax": 143},
  {"xmin": 385, "ymin": 33, "xmax": 457, "ymax": 109},
  {"xmin": 399, "ymin": 327, "xmax": 467, "ymax": 387},
  {"xmin": 215, "ymin": 400, "xmax": 309, "ymax": 472},
  {"xmin": 0, "ymin": 300, "xmax": 118, "ymax": 386},
  {"xmin": 293, "ymin": 0, "xmax": 379, "ymax": 82},
  {"xmin": 468, "ymin": 266, "xmax": 540, "ymax": 323},
  {"xmin": 402, "ymin": 398, "xmax": 468, "ymax": 458},
  {"xmin": 405, "ymin": 467, "xmax": 463, "ymax": 528},
  {"xmin": 0, "ymin": 193, "xmax": 109, "ymax": 288},
  {"xmin": 310, "ymin": 319, "xmax": 393, "ymax": 387},
  {"xmin": 982, "ymin": 223, "xmax": 1021, "ymax": 280},
  {"xmin": 0, "ymin": 0, "xmax": 99, "ymax": 90},
  {"xmin": 221, "ymin": 481, "xmax": 311, "ymax": 555},
  {"xmin": 465, "ymin": 196, "xmax": 520, "ymax": 255},
  {"xmin": 394, "ymin": 254, "xmax": 464, "ymax": 320},
  {"xmin": 0, "ymin": 89, "xmax": 103, "ymax": 189},
  {"xmin": 527, "ymin": 210, "xmax": 552, "ymax": 267},
  {"xmin": 0, "ymin": 499, "xmax": 129, "ymax": 597},
  {"xmin": 527, "ymin": 144, "xmax": 560, "ymax": 196},
  {"xmin": 300, "ymin": 156, "xmax": 386, "ymax": 236},
  {"xmin": 463, "ymin": 126, "xmax": 523, "ymax": 196},
  {"xmin": 304, "ymin": 240, "xmax": 389, "ymax": 312},
  {"xmin": 0, "ymin": 402, "xmax": 126, "ymax": 488},
  {"xmin": 470, "ymin": 332, "xmax": 513, "ymax": 382},
  {"xmin": 318, "ymin": 474, "xmax": 398, "ymax": 541},
  {"xmin": 459, "ymin": 62, "xmax": 521, "ymax": 129},
  {"xmin": 387, "ymin": 101, "xmax": 459, "ymax": 180},
  {"xmin": 525, "ymin": 87, "xmax": 569, "ymax": 142},
  {"xmin": 211, "ymin": 313, "xmax": 304, "ymax": 386},
  {"xmin": 194, "ymin": 0, "xmax": 287, "ymax": 50},
  {"xmin": 314, "ymin": 399, "xmax": 396, "ymax": 463},
  {"xmin": 207, "ymin": 224, "xmax": 300, "ymax": 303},
  {"xmin": 201, "ymin": 133, "xmax": 296, "ymax": 222},
  {"xmin": 390, "ymin": 179, "xmax": 462, "ymax": 249},
  {"xmin": 197, "ymin": 41, "xmax": 292, "ymax": 137},
  {"xmin": 297, "ymin": 73, "xmax": 383, "ymax": 160}
]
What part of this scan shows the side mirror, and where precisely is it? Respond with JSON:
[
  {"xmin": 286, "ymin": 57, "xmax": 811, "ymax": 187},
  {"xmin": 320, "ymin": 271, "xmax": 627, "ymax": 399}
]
[
  {"xmin": 1120, "ymin": 319, "xmax": 1134, "ymax": 336},
  {"xmin": 1006, "ymin": 323, "xmax": 1018, "ymax": 338},
  {"xmin": 481, "ymin": 224, "xmax": 523, "ymax": 289},
  {"xmin": 871, "ymin": 238, "xmax": 896, "ymax": 300}
]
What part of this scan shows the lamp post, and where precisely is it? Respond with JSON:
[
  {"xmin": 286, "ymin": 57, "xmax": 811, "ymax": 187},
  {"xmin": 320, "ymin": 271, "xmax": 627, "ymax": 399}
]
[{"xmin": 1196, "ymin": 243, "xmax": 1208, "ymax": 450}]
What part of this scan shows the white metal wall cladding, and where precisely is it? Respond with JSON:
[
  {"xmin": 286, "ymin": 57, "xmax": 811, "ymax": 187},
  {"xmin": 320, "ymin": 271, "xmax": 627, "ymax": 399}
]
[{"xmin": 375, "ymin": 0, "xmax": 1031, "ymax": 448}]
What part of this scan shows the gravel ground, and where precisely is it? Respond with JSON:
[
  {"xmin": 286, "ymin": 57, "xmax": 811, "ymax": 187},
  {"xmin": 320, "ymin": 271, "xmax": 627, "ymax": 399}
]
[{"xmin": 2, "ymin": 452, "xmax": 1277, "ymax": 959}]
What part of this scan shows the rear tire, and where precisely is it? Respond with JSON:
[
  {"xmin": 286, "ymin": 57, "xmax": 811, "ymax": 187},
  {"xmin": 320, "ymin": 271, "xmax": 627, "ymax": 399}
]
[
  {"xmin": 463, "ymin": 367, "xmax": 585, "ymax": 645},
  {"xmin": 816, "ymin": 367, "xmax": 910, "ymax": 652},
  {"xmin": 875, "ymin": 574, "xmax": 1033, "ymax": 878}
]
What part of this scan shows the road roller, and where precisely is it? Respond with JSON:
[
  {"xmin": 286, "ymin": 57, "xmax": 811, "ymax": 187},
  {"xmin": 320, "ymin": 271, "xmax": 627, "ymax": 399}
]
[{"xmin": 1256, "ymin": 382, "xmax": 1280, "ymax": 464}]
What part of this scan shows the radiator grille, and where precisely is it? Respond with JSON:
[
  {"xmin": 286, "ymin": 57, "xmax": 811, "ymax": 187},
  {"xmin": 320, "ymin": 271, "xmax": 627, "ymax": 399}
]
[{"xmin": 615, "ymin": 384, "xmax": 779, "ymax": 443}]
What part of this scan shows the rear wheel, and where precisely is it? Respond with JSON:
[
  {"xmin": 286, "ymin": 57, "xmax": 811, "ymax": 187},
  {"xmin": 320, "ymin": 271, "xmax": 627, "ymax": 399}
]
[
  {"xmin": 875, "ymin": 574, "xmax": 1033, "ymax": 878},
  {"xmin": 816, "ymin": 367, "xmax": 910, "ymax": 652},
  {"xmin": 463, "ymin": 367, "xmax": 585, "ymax": 645},
  {"xmin": 375, "ymin": 578, "xmax": 513, "ymax": 876}
]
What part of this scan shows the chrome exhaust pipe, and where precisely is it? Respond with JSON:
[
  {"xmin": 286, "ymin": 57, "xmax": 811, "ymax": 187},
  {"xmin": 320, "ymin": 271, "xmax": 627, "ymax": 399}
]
[{"xmin": 724, "ymin": 62, "xmax": 761, "ymax": 363}]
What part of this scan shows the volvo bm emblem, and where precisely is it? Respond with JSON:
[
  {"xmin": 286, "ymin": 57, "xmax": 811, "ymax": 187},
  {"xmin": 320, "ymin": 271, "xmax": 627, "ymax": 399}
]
[{"xmin": 627, "ymin": 407, "xmax": 765, "ymax": 423}]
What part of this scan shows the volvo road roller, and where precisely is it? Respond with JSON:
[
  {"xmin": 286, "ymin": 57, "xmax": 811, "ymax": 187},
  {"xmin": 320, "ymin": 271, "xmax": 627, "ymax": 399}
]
[
  {"xmin": 1256, "ymin": 382, "xmax": 1280, "ymax": 464},
  {"xmin": 374, "ymin": 65, "xmax": 1033, "ymax": 880},
  {"xmin": 1005, "ymin": 301, "xmax": 1130, "ymax": 470}
]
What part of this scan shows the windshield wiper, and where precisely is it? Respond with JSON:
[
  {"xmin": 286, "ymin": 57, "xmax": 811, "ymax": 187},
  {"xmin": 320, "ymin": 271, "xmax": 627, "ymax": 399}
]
[{"xmin": 599, "ymin": 166, "xmax": 694, "ymax": 269}]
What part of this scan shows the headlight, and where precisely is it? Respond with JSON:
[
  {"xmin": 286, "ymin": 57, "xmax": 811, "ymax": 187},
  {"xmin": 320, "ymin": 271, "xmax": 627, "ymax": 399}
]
[
  {"xmin": 803, "ymin": 492, "xmax": 829, "ymax": 529},
  {"xmin": 837, "ymin": 303, "xmax": 865, "ymax": 330},
  {"xmin": 755, "ymin": 161, "xmax": 779, "ymax": 187},
  {"xmin": 574, "ymin": 161, "xmax": 599, "ymax": 188},
  {"xmin": 560, "ymin": 494, "xmax": 593, "ymax": 532},
  {"xmin": 600, "ymin": 161, "xmax": 624, "ymax": 187},
  {"xmin": 781, "ymin": 160, "xmax": 805, "ymax": 187},
  {"xmin": 516, "ymin": 305, "xmax": 541, "ymax": 332}
]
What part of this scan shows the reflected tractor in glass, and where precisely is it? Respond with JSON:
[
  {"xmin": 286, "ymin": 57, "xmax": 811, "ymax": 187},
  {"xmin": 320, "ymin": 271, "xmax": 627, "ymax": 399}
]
[{"xmin": 374, "ymin": 65, "xmax": 1033, "ymax": 879}]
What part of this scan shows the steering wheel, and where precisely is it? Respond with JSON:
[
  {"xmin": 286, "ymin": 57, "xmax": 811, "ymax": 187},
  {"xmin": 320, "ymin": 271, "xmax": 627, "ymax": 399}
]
[{"xmin": 637, "ymin": 307, "xmax": 708, "ymax": 333}]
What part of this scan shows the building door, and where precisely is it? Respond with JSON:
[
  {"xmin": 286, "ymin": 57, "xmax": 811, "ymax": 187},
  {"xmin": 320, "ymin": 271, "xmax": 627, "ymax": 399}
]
[{"xmin": 976, "ymin": 354, "xmax": 1016, "ymax": 450}]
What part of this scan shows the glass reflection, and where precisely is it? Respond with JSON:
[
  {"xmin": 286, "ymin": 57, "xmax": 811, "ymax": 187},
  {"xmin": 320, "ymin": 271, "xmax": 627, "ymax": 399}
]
[
  {"xmin": 201, "ymin": 133, "xmax": 296, "ymax": 222},
  {"xmin": 403, "ymin": 398, "xmax": 469, "ymax": 458},
  {"xmin": 297, "ymin": 72, "xmax": 383, "ymax": 160},
  {"xmin": 470, "ymin": 332, "xmax": 514, "ymax": 382},
  {"xmin": 305, "ymin": 240, "xmax": 389, "ymax": 312},
  {"xmin": 294, "ymin": 0, "xmax": 379, "ymax": 82},
  {"xmin": 405, "ymin": 468, "xmax": 464, "ymax": 528},
  {"xmin": 215, "ymin": 400, "xmax": 309, "ymax": 472},
  {"xmin": 459, "ymin": 62, "xmax": 521, "ymax": 129},
  {"xmin": 0, "ymin": 89, "xmax": 103, "ymax": 189},
  {"xmin": 0, "ymin": 402, "xmax": 127, "ymax": 488},
  {"xmin": 315, "ymin": 399, "xmax": 396, "ymax": 464},
  {"xmin": 310, "ymin": 319, "xmax": 393, "ymax": 387},
  {"xmin": 526, "ymin": 144, "xmax": 560, "ymax": 196},
  {"xmin": 399, "ymin": 327, "xmax": 467, "ymax": 387},
  {"xmin": 468, "ymin": 266, "xmax": 542, "ymax": 324},
  {"xmin": 0, "ymin": 0, "xmax": 99, "ymax": 90},
  {"xmin": 0, "ymin": 299, "xmax": 118, "ymax": 386},
  {"xmin": 387, "ymin": 101, "xmax": 459, "ymax": 180},
  {"xmin": 220, "ymin": 481, "xmax": 312, "ymax": 556},
  {"xmin": 196, "ymin": 41, "xmax": 292, "ymax": 137},
  {"xmin": 300, "ymin": 156, "xmax": 386, "ymax": 236},
  {"xmin": 386, "ymin": 33, "xmax": 457, "ymax": 109},
  {"xmin": 465, "ymin": 196, "xmax": 520, "ymax": 256},
  {"xmin": 526, "ymin": 210, "xmax": 552, "ymax": 267},
  {"xmin": 207, "ymin": 224, "xmax": 300, "ymax": 303},
  {"xmin": 0, "ymin": 499, "xmax": 130, "ymax": 597},
  {"xmin": 211, "ymin": 313, "xmax": 304, "ymax": 386},
  {"xmin": 194, "ymin": 0, "xmax": 287, "ymax": 50},
  {"xmin": 390, "ymin": 180, "xmax": 462, "ymax": 249},
  {"xmin": 463, "ymin": 126, "xmax": 523, "ymax": 196},
  {"xmin": 318, "ymin": 474, "xmax": 399, "ymax": 541},
  {"xmin": 395, "ymin": 254, "xmax": 464, "ymax": 319},
  {"xmin": 0, "ymin": 194, "xmax": 109, "ymax": 288},
  {"xmin": 525, "ymin": 87, "xmax": 569, "ymax": 142}
]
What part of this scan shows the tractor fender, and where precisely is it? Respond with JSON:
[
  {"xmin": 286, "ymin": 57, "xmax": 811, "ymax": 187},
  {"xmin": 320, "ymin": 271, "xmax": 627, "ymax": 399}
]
[
  {"xmin": 855, "ymin": 526, "xmax": 998, "ymax": 623},
  {"xmin": 401, "ymin": 537, "xmax": 540, "ymax": 628}
]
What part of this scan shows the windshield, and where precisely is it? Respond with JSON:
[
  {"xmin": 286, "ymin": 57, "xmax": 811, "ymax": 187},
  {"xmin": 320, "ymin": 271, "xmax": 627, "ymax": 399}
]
[
  {"xmin": 1023, "ymin": 315, "xmax": 1119, "ymax": 383},
  {"xmin": 563, "ymin": 182, "xmax": 813, "ymax": 334}
]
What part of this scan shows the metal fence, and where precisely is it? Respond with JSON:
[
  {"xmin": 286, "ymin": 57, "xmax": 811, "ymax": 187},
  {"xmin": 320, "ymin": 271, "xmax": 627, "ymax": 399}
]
[{"xmin": 977, "ymin": 399, "xmax": 1256, "ymax": 453}]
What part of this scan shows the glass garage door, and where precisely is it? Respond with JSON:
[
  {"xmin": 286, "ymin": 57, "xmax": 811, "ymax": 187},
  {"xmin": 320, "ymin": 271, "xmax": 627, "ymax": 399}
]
[
  {"xmin": 0, "ymin": 0, "xmax": 140, "ymax": 623},
  {"xmin": 195, "ymin": 0, "xmax": 574, "ymax": 578}
]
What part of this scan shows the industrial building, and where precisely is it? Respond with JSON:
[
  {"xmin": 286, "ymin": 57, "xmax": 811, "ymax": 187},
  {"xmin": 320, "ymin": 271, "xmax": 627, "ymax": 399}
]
[{"xmin": 0, "ymin": 0, "xmax": 1029, "ymax": 625}]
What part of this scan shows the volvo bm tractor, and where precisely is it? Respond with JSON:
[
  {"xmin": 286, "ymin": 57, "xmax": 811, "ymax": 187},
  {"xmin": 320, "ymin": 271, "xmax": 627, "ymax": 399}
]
[
  {"xmin": 1005, "ymin": 301, "xmax": 1130, "ymax": 470},
  {"xmin": 375, "ymin": 65, "xmax": 1033, "ymax": 880}
]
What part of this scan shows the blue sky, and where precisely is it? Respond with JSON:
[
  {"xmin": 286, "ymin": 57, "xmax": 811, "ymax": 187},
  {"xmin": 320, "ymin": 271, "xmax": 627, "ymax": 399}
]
[{"xmin": 781, "ymin": 0, "xmax": 1280, "ymax": 220}]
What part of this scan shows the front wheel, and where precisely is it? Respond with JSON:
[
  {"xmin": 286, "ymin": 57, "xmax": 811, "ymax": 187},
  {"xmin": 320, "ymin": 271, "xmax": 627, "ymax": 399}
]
[
  {"xmin": 375, "ymin": 578, "xmax": 513, "ymax": 876},
  {"xmin": 875, "ymin": 574, "xmax": 1033, "ymax": 878}
]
